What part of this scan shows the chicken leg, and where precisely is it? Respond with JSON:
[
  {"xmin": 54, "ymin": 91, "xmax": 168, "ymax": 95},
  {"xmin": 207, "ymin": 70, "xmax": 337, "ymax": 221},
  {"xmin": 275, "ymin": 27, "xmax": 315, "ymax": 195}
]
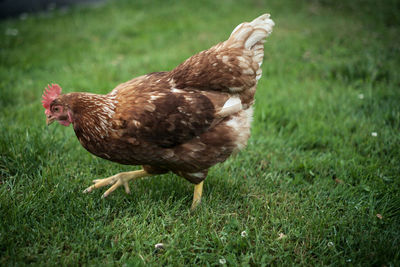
[
  {"xmin": 191, "ymin": 181, "xmax": 204, "ymax": 211},
  {"xmin": 84, "ymin": 169, "xmax": 204, "ymax": 210},
  {"xmin": 83, "ymin": 169, "xmax": 150, "ymax": 198}
]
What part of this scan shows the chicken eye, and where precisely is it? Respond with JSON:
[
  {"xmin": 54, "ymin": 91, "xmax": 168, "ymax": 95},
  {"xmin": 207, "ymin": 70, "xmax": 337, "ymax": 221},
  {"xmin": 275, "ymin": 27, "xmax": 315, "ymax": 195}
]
[{"xmin": 53, "ymin": 107, "xmax": 60, "ymax": 112}]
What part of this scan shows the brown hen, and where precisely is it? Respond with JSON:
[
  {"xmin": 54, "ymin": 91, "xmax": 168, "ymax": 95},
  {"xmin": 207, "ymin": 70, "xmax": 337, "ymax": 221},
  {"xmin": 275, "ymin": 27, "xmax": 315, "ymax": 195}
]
[{"xmin": 42, "ymin": 14, "xmax": 274, "ymax": 209}]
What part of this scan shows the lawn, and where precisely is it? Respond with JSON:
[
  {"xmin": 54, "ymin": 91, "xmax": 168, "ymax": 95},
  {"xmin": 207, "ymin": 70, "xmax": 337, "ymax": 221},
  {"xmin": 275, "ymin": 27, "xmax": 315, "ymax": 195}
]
[{"xmin": 1, "ymin": 0, "xmax": 399, "ymax": 265}]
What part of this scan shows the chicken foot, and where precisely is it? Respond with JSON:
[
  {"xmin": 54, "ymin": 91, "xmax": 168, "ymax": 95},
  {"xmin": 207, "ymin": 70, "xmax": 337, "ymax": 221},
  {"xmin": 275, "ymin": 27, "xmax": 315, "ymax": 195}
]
[
  {"xmin": 83, "ymin": 169, "xmax": 204, "ymax": 210},
  {"xmin": 83, "ymin": 169, "xmax": 150, "ymax": 198},
  {"xmin": 191, "ymin": 181, "xmax": 204, "ymax": 211}
]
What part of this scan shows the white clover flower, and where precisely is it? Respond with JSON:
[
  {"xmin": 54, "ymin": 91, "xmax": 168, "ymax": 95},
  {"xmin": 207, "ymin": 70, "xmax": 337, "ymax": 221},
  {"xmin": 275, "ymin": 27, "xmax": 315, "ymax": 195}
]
[
  {"xmin": 241, "ymin": 230, "xmax": 247, "ymax": 237},
  {"xmin": 358, "ymin": 94, "xmax": 364, "ymax": 99},
  {"xmin": 219, "ymin": 258, "xmax": 226, "ymax": 265},
  {"xmin": 327, "ymin": 241, "xmax": 334, "ymax": 247},
  {"xmin": 371, "ymin": 132, "xmax": 378, "ymax": 137},
  {"xmin": 154, "ymin": 243, "xmax": 164, "ymax": 249},
  {"xmin": 277, "ymin": 232, "xmax": 286, "ymax": 240}
]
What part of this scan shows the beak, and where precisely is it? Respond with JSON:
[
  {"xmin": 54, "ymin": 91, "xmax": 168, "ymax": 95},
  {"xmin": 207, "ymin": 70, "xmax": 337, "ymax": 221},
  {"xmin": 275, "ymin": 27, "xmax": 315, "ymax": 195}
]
[{"xmin": 46, "ymin": 116, "xmax": 55, "ymax": 126}]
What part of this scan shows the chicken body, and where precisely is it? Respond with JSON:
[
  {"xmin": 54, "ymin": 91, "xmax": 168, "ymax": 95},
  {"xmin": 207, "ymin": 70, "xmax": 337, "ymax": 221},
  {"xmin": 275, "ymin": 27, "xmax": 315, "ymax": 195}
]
[{"xmin": 43, "ymin": 14, "xmax": 274, "ymax": 209}]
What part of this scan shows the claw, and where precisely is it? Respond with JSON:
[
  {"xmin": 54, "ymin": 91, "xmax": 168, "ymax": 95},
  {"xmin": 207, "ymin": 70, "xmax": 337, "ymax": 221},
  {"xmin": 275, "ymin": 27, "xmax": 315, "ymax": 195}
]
[
  {"xmin": 82, "ymin": 169, "xmax": 150, "ymax": 198},
  {"xmin": 83, "ymin": 186, "xmax": 93, "ymax": 194},
  {"xmin": 124, "ymin": 183, "xmax": 131, "ymax": 194}
]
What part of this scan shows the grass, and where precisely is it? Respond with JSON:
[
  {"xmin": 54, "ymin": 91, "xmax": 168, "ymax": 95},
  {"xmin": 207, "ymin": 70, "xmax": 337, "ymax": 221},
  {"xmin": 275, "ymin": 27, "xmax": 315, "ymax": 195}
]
[{"xmin": 1, "ymin": 0, "xmax": 399, "ymax": 265}]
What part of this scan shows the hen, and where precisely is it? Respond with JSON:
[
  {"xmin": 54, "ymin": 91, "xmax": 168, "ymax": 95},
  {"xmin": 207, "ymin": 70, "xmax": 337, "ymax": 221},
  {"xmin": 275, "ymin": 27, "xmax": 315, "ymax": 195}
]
[{"xmin": 42, "ymin": 14, "xmax": 274, "ymax": 209}]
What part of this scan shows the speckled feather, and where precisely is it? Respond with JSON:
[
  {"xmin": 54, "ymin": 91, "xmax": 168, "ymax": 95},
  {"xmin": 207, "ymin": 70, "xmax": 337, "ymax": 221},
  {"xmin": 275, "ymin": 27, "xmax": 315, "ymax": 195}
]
[{"xmin": 47, "ymin": 14, "xmax": 274, "ymax": 184}]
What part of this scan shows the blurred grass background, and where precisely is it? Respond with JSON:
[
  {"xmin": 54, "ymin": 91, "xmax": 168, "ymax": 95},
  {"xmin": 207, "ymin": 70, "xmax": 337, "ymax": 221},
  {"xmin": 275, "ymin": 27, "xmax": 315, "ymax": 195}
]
[{"xmin": 1, "ymin": 0, "xmax": 399, "ymax": 265}]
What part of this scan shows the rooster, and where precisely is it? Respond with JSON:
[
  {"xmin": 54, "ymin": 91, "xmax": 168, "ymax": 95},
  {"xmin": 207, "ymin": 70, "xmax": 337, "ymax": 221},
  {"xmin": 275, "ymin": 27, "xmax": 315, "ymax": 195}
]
[{"xmin": 42, "ymin": 14, "xmax": 274, "ymax": 209}]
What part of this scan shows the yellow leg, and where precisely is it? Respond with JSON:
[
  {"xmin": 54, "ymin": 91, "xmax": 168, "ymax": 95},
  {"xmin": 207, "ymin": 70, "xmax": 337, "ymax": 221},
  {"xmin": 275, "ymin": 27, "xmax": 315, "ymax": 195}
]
[
  {"xmin": 191, "ymin": 181, "xmax": 204, "ymax": 211},
  {"xmin": 83, "ymin": 169, "xmax": 150, "ymax": 198}
]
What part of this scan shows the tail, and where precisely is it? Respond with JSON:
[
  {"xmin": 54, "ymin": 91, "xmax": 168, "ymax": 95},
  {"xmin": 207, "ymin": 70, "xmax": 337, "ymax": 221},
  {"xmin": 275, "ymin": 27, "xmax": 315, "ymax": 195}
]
[
  {"xmin": 226, "ymin": 14, "xmax": 274, "ymax": 67},
  {"xmin": 169, "ymin": 14, "xmax": 274, "ymax": 108}
]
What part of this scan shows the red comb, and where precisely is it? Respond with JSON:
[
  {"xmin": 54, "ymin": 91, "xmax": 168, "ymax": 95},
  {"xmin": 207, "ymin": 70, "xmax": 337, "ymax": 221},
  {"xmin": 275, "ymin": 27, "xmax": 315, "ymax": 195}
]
[{"xmin": 42, "ymin": 84, "xmax": 62, "ymax": 113}]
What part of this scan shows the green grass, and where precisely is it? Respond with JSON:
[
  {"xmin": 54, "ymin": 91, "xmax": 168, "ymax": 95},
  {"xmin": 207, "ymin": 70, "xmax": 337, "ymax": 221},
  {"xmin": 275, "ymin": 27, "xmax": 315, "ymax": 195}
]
[{"xmin": 1, "ymin": 0, "xmax": 399, "ymax": 265}]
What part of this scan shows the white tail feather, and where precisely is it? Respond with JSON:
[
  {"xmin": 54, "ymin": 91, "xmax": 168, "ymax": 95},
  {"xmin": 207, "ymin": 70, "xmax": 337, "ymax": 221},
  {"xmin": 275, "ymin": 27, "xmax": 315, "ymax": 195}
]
[
  {"xmin": 224, "ymin": 13, "xmax": 274, "ymax": 71},
  {"xmin": 229, "ymin": 13, "xmax": 274, "ymax": 50}
]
